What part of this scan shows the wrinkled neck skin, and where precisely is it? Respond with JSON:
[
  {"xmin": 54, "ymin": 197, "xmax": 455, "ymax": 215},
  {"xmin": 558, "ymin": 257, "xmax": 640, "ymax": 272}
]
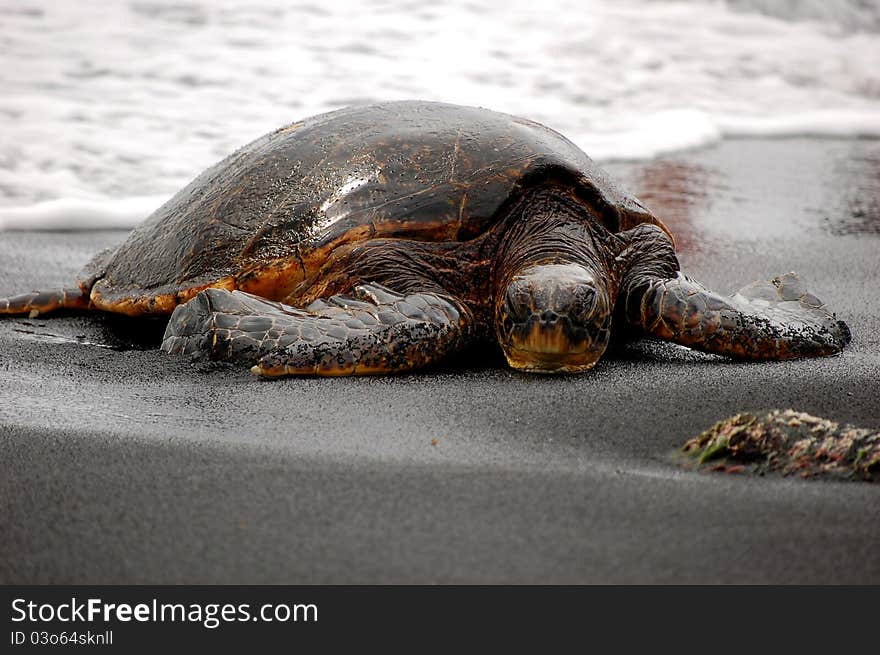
[
  {"xmin": 494, "ymin": 187, "xmax": 621, "ymax": 372},
  {"xmin": 496, "ymin": 188, "xmax": 617, "ymax": 290}
]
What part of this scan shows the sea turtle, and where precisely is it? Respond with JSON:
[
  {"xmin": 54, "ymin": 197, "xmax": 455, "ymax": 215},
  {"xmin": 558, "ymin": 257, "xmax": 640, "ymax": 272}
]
[{"xmin": 0, "ymin": 101, "xmax": 851, "ymax": 376}]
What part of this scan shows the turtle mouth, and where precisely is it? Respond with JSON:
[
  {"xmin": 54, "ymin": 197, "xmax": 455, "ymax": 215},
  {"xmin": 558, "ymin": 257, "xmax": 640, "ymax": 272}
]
[
  {"xmin": 503, "ymin": 348, "xmax": 600, "ymax": 374},
  {"xmin": 500, "ymin": 315, "xmax": 607, "ymax": 374}
]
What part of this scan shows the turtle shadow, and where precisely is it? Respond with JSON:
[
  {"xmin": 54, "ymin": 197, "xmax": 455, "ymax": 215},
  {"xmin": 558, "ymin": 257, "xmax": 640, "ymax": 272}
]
[
  {"xmin": 399, "ymin": 336, "xmax": 733, "ymax": 380},
  {"xmin": 609, "ymin": 337, "xmax": 729, "ymax": 366},
  {"xmin": 6, "ymin": 311, "xmax": 167, "ymax": 351},
  {"xmin": 94, "ymin": 314, "xmax": 167, "ymax": 350}
]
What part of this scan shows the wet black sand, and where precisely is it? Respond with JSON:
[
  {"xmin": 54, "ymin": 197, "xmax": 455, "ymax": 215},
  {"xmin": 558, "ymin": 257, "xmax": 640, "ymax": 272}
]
[{"xmin": 1, "ymin": 138, "xmax": 878, "ymax": 583}]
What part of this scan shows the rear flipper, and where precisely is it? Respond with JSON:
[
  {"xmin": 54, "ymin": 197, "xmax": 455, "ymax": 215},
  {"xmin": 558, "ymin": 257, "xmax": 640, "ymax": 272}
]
[
  {"xmin": 0, "ymin": 288, "xmax": 90, "ymax": 317},
  {"xmin": 623, "ymin": 271, "xmax": 851, "ymax": 359},
  {"xmin": 161, "ymin": 284, "xmax": 470, "ymax": 376},
  {"xmin": 0, "ymin": 248, "xmax": 110, "ymax": 317}
]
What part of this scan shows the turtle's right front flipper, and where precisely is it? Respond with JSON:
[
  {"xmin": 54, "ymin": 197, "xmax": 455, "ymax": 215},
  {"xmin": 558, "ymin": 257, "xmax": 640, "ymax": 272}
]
[{"xmin": 161, "ymin": 284, "xmax": 471, "ymax": 376}]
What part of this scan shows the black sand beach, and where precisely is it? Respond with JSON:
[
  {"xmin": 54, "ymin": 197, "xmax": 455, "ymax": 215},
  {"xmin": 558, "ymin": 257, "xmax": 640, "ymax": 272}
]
[{"xmin": 1, "ymin": 138, "xmax": 878, "ymax": 583}]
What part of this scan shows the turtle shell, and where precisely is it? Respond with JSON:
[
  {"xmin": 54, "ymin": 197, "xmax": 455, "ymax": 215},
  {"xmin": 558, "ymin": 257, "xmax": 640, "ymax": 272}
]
[{"xmin": 89, "ymin": 101, "xmax": 664, "ymax": 315}]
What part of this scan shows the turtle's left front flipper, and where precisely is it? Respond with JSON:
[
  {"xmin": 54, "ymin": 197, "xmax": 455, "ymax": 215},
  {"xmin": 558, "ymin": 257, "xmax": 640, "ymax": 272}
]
[
  {"xmin": 161, "ymin": 284, "xmax": 471, "ymax": 376},
  {"xmin": 617, "ymin": 225, "xmax": 851, "ymax": 360}
]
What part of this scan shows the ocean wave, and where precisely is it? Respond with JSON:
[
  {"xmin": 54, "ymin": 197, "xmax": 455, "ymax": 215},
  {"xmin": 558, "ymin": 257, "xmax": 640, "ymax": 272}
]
[{"xmin": 0, "ymin": 196, "xmax": 169, "ymax": 231}]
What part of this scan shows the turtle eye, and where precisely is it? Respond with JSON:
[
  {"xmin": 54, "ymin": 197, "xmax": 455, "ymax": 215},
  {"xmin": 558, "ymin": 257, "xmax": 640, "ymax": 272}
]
[
  {"xmin": 571, "ymin": 285, "xmax": 599, "ymax": 322},
  {"xmin": 503, "ymin": 281, "xmax": 533, "ymax": 322}
]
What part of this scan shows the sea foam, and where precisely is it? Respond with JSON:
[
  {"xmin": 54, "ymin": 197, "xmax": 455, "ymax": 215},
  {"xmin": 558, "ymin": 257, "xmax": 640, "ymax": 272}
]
[{"xmin": 0, "ymin": 196, "xmax": 169, "ymax": 231}]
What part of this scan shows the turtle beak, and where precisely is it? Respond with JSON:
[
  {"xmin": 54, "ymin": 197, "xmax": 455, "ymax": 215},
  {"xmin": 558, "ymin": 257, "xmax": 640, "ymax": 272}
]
[{"xmin": 500, "ymin": 315, "xmax": 608, "ymax": 373}]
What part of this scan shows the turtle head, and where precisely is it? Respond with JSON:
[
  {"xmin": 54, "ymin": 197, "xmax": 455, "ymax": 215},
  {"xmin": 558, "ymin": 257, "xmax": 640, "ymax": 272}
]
[{"xmin": 496, "ymin": 262, "xmax": 612, "ymax": 373}]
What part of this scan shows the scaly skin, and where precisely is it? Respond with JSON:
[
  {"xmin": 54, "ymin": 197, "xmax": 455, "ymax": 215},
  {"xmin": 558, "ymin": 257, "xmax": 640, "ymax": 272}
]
[
  {"xmin": 161, "ymin": 284, "xmax": 469, "ymax": 376},
  {"xmin": 618, "ymin": 224, "xmax": 852, "ymax": 359}
]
